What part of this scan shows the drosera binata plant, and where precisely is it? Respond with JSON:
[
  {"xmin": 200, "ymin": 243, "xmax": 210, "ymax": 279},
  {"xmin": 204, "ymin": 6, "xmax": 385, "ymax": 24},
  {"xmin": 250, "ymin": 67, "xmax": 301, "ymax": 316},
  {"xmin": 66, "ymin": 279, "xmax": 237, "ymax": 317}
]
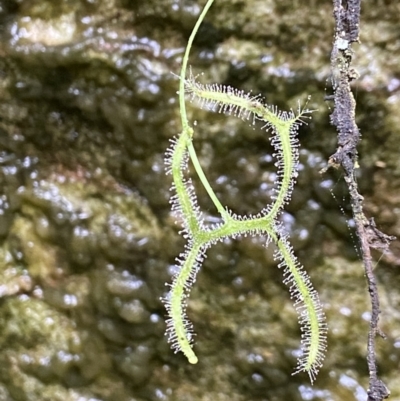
[{"xmin": 162, "ymin": 0, "xmax": 327, "ymax": 383}]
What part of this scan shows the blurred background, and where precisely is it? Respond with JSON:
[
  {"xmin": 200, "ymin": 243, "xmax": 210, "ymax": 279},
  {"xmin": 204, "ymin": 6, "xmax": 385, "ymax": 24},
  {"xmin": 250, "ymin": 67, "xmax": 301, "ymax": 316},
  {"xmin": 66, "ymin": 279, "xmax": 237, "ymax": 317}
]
[{"xmin": 0, "ymin": 0, "xmax": 399, "ymax": 400}]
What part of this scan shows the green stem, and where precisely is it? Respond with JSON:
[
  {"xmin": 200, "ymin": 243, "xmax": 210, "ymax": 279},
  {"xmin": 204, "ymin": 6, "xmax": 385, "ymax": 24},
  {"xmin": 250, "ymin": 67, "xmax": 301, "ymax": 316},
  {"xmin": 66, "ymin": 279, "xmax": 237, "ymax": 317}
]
[
  {"xmin": 179, "ymin": 0, "xmax": 215, "ymax": 132},
  {"xmin": 188, "ymin": 141, "xmax": 229, "ymax": 219},
  {"xmin": 179, "ymin": 0, "xmax": 229, "ymax": 219}
]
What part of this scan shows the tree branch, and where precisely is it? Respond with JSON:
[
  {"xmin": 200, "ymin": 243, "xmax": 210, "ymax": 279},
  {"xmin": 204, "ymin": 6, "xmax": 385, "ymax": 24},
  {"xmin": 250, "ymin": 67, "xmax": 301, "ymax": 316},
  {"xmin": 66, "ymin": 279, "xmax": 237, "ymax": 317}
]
[{"xmin": 326, "ymin": 1, "xmax": 394, "ymax": 399}]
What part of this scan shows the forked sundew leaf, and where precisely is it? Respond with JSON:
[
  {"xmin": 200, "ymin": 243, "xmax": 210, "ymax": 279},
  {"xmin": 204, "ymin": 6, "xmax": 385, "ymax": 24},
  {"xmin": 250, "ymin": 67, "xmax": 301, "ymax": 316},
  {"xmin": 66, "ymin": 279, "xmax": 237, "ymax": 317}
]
[{"xmin": 161, "ymin": 0, "xmax": 327, "ymax": 383}]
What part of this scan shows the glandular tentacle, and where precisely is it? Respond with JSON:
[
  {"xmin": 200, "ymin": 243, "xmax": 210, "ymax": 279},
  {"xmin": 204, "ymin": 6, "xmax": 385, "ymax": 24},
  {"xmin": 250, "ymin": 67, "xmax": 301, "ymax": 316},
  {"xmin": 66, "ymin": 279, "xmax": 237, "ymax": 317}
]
[
  {"xmin": 163, "ymin": 241, "xmax": 209, "ymax": 364},
  {"xmin": 271, "ymin": 223, "xmax": 327, "ymax": 383}
]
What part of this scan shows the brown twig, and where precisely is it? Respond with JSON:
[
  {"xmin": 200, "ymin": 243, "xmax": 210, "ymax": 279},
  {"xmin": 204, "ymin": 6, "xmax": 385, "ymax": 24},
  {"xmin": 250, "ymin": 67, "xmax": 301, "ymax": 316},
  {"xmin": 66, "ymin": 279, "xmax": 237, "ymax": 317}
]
[{"xmin": 326, "ymin": 1, "xmax": 394, "ymax": 400}]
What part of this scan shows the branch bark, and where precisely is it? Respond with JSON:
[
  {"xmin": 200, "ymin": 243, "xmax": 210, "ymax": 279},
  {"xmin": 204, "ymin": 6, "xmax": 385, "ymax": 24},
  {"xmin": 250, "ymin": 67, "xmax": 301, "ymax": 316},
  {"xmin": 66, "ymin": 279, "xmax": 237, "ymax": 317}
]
[{"xmin": 326, "ymin": 1, "xmax": 394, "ymax": 400}]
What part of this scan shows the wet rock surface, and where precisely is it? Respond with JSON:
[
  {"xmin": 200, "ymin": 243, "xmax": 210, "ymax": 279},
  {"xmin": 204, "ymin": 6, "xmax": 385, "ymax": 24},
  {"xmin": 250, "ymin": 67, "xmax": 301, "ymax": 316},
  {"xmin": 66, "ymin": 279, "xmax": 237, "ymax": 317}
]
[{"xmin": 0, "ymin": 0, "xmax": 399, "ymax": 400}]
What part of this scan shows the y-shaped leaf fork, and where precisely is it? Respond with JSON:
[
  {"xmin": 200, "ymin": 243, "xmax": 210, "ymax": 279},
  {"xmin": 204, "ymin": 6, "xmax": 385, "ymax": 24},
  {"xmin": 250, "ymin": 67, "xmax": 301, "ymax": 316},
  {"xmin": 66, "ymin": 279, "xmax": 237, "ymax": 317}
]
[{"xmin": 162, "ymin": 0, "xmax": 327, "ymax": 383}]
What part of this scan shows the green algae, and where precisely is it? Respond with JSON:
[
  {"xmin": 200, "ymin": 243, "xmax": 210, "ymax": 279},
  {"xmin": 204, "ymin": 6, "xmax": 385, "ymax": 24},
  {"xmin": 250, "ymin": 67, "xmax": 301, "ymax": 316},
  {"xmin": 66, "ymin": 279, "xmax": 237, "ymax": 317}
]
[{"xmin": 0, "ymin": 0, "xmax": 398, "ymax": 400}]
